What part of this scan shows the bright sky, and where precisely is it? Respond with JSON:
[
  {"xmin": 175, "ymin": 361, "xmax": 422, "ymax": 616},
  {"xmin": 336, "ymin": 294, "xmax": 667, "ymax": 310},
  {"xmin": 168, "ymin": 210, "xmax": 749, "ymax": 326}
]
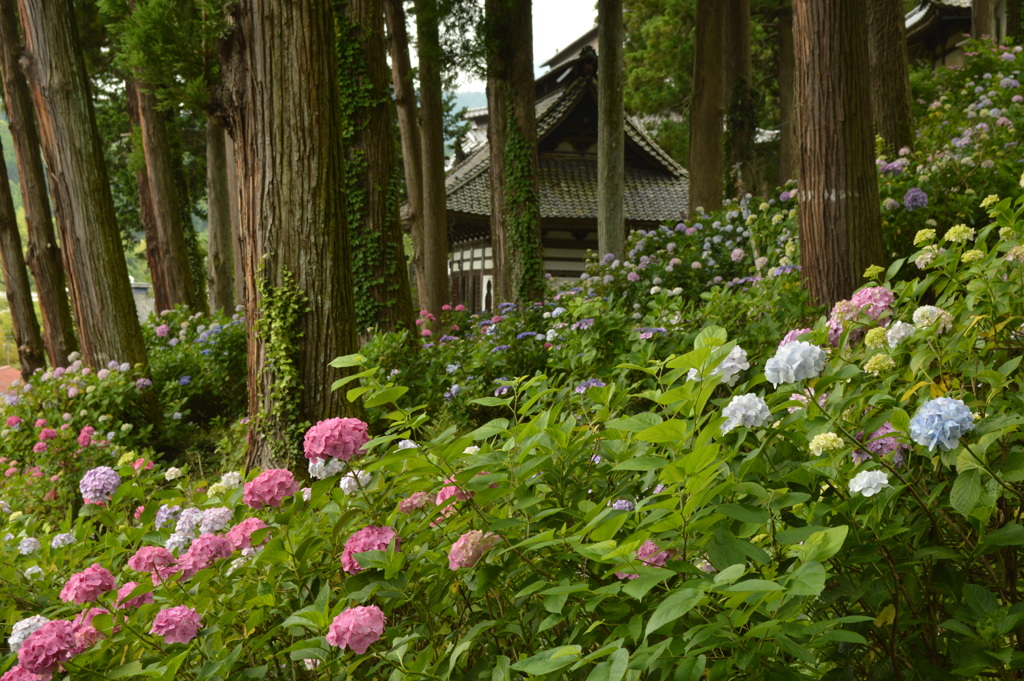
[{"xmin": 456, "ymin": 0, "xmax": 598, "ymax": 92}]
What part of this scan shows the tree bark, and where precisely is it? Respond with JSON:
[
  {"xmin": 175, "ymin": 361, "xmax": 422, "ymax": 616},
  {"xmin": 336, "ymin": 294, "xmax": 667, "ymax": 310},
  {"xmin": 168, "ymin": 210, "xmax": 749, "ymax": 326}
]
[
  {"xmin": 778, "ymin": 3, "xmax": 798, "ymax": 183},
  {"xmin": 127, "ymin": 79, "xmax": 170, "ymax": 312},
  {"xmin": 0, "ymin": 0, "xmax": 77, "ymax": 367},
  {"xmin": 973, "ymin": 0, "xmax": 998, "ymax": 38},
  {"xmin": 136, "ymin": 84, "xmax": 198, "ymax": 312},
  {"xmin": 689, "ymin": 0, "xmax": 725, "ymax": 214},
  {"xmin": 0, "ymin": 131, "xmax": 44, "ymax": 377},
  {"xmin": 383, "ymin": 0, "xmax": 427, "ymax": 311},
  {"xmin": 339, "ymin": 0, "xmax": 416, "ymax": 334},
  {"xmin": 487, "ymin": 0, "xmax": 545, "ymax": 303},
  {"xmin": 206, "ymin": 115, "xmax": 234, "ymax": 314},
  {"xmin": 412, "ymin": 0, "xmax": 451, "ymax": 317},
  {"xmin": 793, "ymin": 0, "xmax": 885, "ymax": 306},
  {"xmin": 1009, "ymin": 0, "xmax": 1022, "ymax": 44},
  {"xmin": 18, "ymin": 0, "xmax": 148, "ymax": 369},
  {"xmin": 226, "ymin": 133, "xmax": 244, "ymax": 307},
  {"xmin": 597, "ymin": 0, "xmax": 625, "ymax": 259},
  {"xmin": 218, "ymin": 0, "xmax": 359, "ymax": 469},
  {"xmin": 867, "ymin": 0, "xmax": 914, "ymax": 155},
  {"xmin": 723, "ymin": 0, "xmax": 756, "ymax": 196}
]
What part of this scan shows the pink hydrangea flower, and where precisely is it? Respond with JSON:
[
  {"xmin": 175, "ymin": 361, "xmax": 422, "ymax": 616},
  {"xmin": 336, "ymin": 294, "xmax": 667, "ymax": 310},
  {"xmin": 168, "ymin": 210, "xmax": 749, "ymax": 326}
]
[
  {"xmin": 132, "ymin": 458, "xmax": 154, "ymax": 472},
  {"xmin": 615, "ymin": 540, "xmax": 675, "ymax": 580},
  {"xmin": 397, "ymin": 491, "xmax": 428, "ymax": 514},
  {"xmin": 341, "ymin": 526, "xmax": 400, "ymax": 575},
  {"xmin": 848, "ymin": 286, "xmax": 895, "ymax": 322},
  {"xmin": 38, "ymin": 428, "xmax": 57, "ymax": 441},
  {"xmin": 5, "ymin": 415, "xmax": 22, "ymax": 428},
  {"xmin": 1, "ymin": 665, "xmax": 41, "ymax": 681},
  {"xmin": 326, "ymin": 605, "xmax": 386, "ymax": 654},
  {"xmin": 59, "ymin": 563, "xmax": 116, "ymax": 604},
  {"xmin": 225, "ymin": 517, "xmax": 269, "ymax": 551},
  {"xmin": 242, "ymin": 469, "xmax": 299, "ymax": 509},
  {"xmin": 32, "ymin": 442, "xmax": 47, "ymax": 454},
  {"xmin": 150, "ymin": 606, "xmax": 202, "ymax": 644},
  {"xmin": 303, "ymin": 418, "xmax": 370, "ymax": 462},
  {"xmin": 127, "ymin": 546, "xmax": 177, "ymax": 583},
  {"xmin": 155, "ymin": 324, "xmax": 170, "ymax": 337},
  {"xmin": 18, "ymin": 620, "xmax": 76, "ymax": 675},
  {"xmin": 70, "ymin": 607, "xmax": 110, "ymax": 654},
  {"xmin": 778, "ymin": 327, "xmax": 813, "ymax": 350},
  {"xmin": 77, "ymin": 426, "xmax": 94, "ymax": 447},
  {"xmin": 33, "ymin": 419, "xmax": 46, "ymax": 428},
  {"xmin": 448, "ymin": 530, "xmax": 500, "ymax": 570},
  {"xmin": 175, "ymin": 534, "xmax": 232, "ymax": 580},
  {"xmin": 115, "ymin": 581, "xmax": 154, "ymax": 610}
]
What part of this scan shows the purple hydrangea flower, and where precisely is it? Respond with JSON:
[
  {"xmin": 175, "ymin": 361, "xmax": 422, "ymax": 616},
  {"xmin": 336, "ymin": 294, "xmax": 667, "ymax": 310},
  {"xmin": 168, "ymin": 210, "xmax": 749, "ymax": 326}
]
[
  {"xmin": 79, "ymin": 466, "xmax": 121, "ymax": 504},
  {"xmin": 903, "ymin": 187, "xmax": 928, "ymax": 210}
]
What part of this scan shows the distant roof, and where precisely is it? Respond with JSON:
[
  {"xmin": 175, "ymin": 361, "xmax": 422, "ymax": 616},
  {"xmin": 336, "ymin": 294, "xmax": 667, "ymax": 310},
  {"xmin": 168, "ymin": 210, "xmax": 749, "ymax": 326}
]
[
  {"xmin": 905, "ymin": 0, "xmax": 972, "ymax": 54},
  {"xmin": 446, "ymin": 53, "xmax": 688, "ymax": 229},
  {"xmin": 540, "ymin": 26, "xmax": 598, "ymax": 69}
]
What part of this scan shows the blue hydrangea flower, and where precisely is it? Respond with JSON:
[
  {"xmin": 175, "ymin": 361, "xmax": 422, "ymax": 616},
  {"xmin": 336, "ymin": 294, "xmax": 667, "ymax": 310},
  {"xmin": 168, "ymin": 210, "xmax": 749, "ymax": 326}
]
[{"xmin": 909, "ymin": 397, "xmax": 975, "ymax": 451}]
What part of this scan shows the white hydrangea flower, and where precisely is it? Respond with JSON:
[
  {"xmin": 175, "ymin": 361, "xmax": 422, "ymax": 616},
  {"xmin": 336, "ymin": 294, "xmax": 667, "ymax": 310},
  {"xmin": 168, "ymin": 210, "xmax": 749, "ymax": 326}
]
[
  {"xmin": 9, "ymin": 615, "xmax": 49, "ymax": 652},
  {"xmin": 809, "ymin": 432, "xmax": 844, "ymax": 457},
  {"xmin": 688, "ymin": 345, "xmax": 750, "ymax": 387},
  {"xmin": 848, "ymin": 470, "xmax": 890, "ymax": 497},
  {"xmin": 397, "ymin": 439, "xmax": 419, "ymax": 450},
  {"xmin": 50, "ymin": 532, "xmax": 76, "ymax": 549},
  {"xmin": 720, "ymin": 394, "xmax": 771, "ymax": 434},
  {"xmin": 220, "ymin": 471, "xmax": 243, "ymax": 489},
  {"xmin": 165, "ymin": 467, "xmax": 183, "ymax": 481},
  {"xmin": 463, "ymin": 445, "xmax": 480, "ymax": 455},
  {"xmin": 912, "ymin": 306, "xmax": 953, "ymax": 334},
  {"xmin": 546, "ymin": 328, "xmax": 559, "ymax": 342},
  {"xmin": 886, "ymin": 321, "xmax": 916, "ymax": 348},
  {"xmin": 18, "ymin": 537, "xmax": 40, "ymax": 555},
  {"xmin": 301, "ymin": 487, "xmax": 312, "ymax": 502},
  {"xmin": 199, "ymin": 507, "xmax": 233, "ymax": 534},
  {"xmin": 308, "ymin": 457, "xmax": 345, "ymax": 480},
  {"xmin": 165, "ymin": 531, "xmax": 192, "ymax": 554},
  {"xmin": 175, "ymin": 508, "xmax": 204, "ymax": 535},
  {"xmin": 339, "ymin": 469, "xmax": 372, "ymax": 495},
  {"xmin": 24, "ymin": 565, "xmax": 43, "ymax": 580},
  {"xmin": 764, "ymin": 341, "xmax": 827, "ymax": 387}
]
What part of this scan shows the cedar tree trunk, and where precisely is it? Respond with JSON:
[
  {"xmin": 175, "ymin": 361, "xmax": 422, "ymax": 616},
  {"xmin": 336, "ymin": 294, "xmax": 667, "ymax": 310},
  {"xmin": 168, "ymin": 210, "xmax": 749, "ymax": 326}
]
[
  {"xmin": 18, "ymin": 0, "xmax": 148, "ymax": 368},
  {"xmin": 867, "ymin": 0, "xmax": 914, "ymax": 154},
  {"xmin": 597, "ymin": 0, "xmax": 625, "ymax": 259},
  {"xmin": 339, "ymin": 0, "xmax": 416, "ymax": 334},
  {"xmin": 973, "ymin": 0, "xmax": 998, "ymax": 38},
  {"xmin": 206, "ymin": 115, "xmax": 235, "ymax": 314},
  {"xmin": 793, "ymin": 0, "xmax": 885, "ymax": 306},
  {"xmin": 226, "ymin": 135, "xmax": 244, "ymax": 307},
  {"xmin": 218, "ymin": 0, "xmax": 359, "ymax": 469},
  {"xmin": 689, "ymin": 0, "xmax": 725, "ymax": 214},
  {"xmin": 724, "ymin": 0, "xmax": 756, "ymax": 196},
  {"xmin": 0, "ymin": 0, "xmax": 77, "ymax": 366},
  {"xmin": 384, "ymin": 0, "xmax": 427, "ymax": 311},
  {"xmin": 487, "ymin": 0, "xmax": 545, "ymax": 303},
  {"xmin": 0, "ymin": 132, "xmax": 44, "ymax": 377},
  {"xmin": 413, "ymin": 0, "xmax": 451, "ymax": 317}
]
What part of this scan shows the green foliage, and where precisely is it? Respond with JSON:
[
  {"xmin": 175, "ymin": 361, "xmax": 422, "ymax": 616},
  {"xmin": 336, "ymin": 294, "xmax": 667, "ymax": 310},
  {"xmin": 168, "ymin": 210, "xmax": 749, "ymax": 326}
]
[
  {"xmin": 254, "ymin": 268, "xmax": 310, "ymax": 462},
  {"xmin": 502, "ymin": 119, "xmax": 544, "ymax": 303}
]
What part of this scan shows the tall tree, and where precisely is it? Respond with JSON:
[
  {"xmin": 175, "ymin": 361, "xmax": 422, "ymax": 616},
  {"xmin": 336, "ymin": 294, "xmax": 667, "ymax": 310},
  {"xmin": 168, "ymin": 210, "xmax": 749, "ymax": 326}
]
[
  {"xmin": 135, "ymin": 80, "xmax": 199, "ymax": 311},
  {"xmin": 689, "ymin": 0, "xmax": 725, "ymax": 214},
  {"xmin": 18, "ymin": 0, "xmax": 148, "ymax": 368},
  {"xmin": 1009, "ymin": 0, "xmax": 1022, "ymax": 44},
  {"xmin": 793, "ymin": 0, "xmax": 885, "ymax": 305},
  {"xmin": 0, "ymin": 133, "xmax": 44, "ymax": 377},
  {"xmin": 778, "ymin": 2, "xmax": 797, "ymax": 182},
  {"xmin": 218, "ymin": 0, "xmax": 359, "ymax": 468},
  {"xmin": 724, "ymin": 0, "xmax": 757, "ymax": 196},
  {"xmin": 383, "ymin": 0, "xmax": 427, "ymax": 310},
  {"xmin": 412, "ymin": 0, "xmax": 451, "ymax": 317},
  {"xmin": 486, "ymin": 0, "xmax": 545, "ymax": 302},
  {"xmin": 206, "ymin": 118, "xmax": 235, "ymax": 313},
  {"xmin": 337, "ymin": 0, "xmax": 416, "ymax": 334},
  {"xmin": 597, "ymin": 0, "xmax": 626, "ymax": 259},
  {"xmin": 0, "ymin": 0, "xmax": 77, "ymax": 367},
  {"xmin": 867, "ymin": 0, "xmax": 914, "ymax": 154}
]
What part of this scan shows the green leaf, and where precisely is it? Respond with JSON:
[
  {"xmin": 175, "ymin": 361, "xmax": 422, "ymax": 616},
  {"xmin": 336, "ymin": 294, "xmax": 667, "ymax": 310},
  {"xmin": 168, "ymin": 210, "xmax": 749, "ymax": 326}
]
[
  {"xmin": 645, "ymin": 588, "xmax": 704, "ymax": 637},
  {"xmin": 635, "ymin": 418, "xmax": 690, "ymax": 443},
  {"xmin": 950, "ymin": 469, "xmax": 983, "ymax": 517},
  {"xmin": 786, "ymin": 561, "xmax": 826, "ymax": 596},
  {"xmin": 980, "ymin": 522, "xmax": 1024, "ymax": 553},
  {"xmin": 612, "ymin": 456, "xmax": 666, "ymax": 471},
  {"xmin": 329, "ymin": 353, "xmax": 366, "ymax": 368},
  {"xmin": 717, "ymin": 503, "xmax": 769, "ymax": 525},
  {"xmin": 510, "ymin": 645, "xmax": 582, "ymax": 675},
  {"xmin": 723, "ymin": 579, "xmax": 784, "ymax": 592},
  {"xmin": 471, "ymin": 397, "xmax": 511, "ymax": 407},
  {"xmin": 694, "ymin": 325, "xmax": 728, "ymax": 349},
  {"xmin": 605, "ymin": 413, "xmax": 663, "ymax": 433},
  {"xmin": 364, "ymin": 385, "xmax": 408, "ymax": 408},
  {"xmin": 712, "ymin": 564, "xmax": 745, "ymax": 586},
  {"xmin": 797, "ymin": 526, "xmax": 848, "ymax": 562}
]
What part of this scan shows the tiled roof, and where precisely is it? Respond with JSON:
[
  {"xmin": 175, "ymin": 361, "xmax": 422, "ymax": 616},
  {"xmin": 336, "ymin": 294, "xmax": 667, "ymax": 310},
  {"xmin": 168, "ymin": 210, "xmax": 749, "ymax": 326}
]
[
  {"xmin": 906, "ymin": 0, "xmax": 972, "ymax": 30},
  {"xmin": 447, "ymin": 74, "xmax": 689, "ymax": 225}
]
